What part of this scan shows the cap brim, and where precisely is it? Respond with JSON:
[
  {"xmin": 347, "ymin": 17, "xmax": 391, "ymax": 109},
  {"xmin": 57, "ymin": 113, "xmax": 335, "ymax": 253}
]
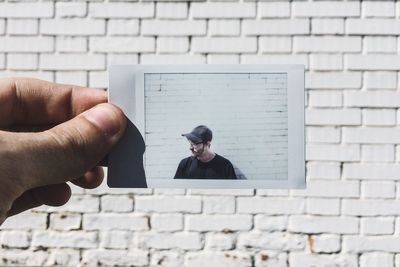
[{"xmin": 181, "ymin": 133, "xmax": 202, "ymax": 143}]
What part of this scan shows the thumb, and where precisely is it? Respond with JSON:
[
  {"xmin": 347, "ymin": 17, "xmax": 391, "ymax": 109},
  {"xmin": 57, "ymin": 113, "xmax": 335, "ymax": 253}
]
[{"xmin": 16, "ymin": 103, "xmax": 126, "ymax": 189}]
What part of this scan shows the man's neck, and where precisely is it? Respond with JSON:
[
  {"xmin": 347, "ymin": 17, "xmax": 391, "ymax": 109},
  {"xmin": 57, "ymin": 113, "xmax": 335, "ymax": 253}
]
[{"xmin": 197, "ymin": 151, "xmax": 216, "ymax": 162}]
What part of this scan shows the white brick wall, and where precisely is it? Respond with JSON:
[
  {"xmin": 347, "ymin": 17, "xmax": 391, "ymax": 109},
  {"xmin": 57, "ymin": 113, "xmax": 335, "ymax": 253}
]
[{"xmin": 1, "ymin": 1, "xmax": 399, "ymax": 266}]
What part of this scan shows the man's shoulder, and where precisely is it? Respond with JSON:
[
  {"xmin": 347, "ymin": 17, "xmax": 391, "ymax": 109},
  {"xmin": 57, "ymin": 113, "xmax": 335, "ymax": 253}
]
[
  {"xmin": 214, "ymin": 154, "xmax": 233, "ymax": 166},
  {"xmin": 179, "ymin": 156, "xmax": 194, "ymax": 165}
]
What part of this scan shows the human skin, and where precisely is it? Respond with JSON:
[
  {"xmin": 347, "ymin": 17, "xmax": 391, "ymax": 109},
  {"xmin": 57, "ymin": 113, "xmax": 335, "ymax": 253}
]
[{"xmin": 0, "ymin": 77, "xmax": 126, "ymax": 225}]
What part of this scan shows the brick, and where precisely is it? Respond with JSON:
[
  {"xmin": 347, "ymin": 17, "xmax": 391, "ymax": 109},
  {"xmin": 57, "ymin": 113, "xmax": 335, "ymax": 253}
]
[
  {"xmin": 361, "ymin": 218, "xmax": 394, "ymax": 235},
  {"xmin": 207, "ymin": 54, "xmax": 239, "ymax": 64},
  {"xmin": 7, "ymin": 19, "xmax": 38, "ymax": 35},
  {"xmin": 205, "ymin": 232, "xmax": 235, "ymax": 250},
  {"xmin": 0, "ymin": 53, "xmax": 4, "ymax": 69},
  {"xmin": 188, "ymin": 189, "xmax": 254, "ymax": 196},
  {"xmin": 293, "ymin": 2, "xmax": 360, "ymax": 17},
  {"xmin": 34, "ymin": 195, "xmax": 99, "ymax": 213},
  {"xmin": 89, "ymin": 3, "xmax": 154, "ymax": 18},
  {"xmin": 343, "ymin": 236, "xmax": 400, "ymax": 253},
  {"xmin": 291, "ymin": 180, "xmax": 359, "ymax": 198},
  {"xmin": 343, "ymin": 163, "xmax": 400, "ymax": 180},
  {"xmin": 259, "ymin": 37, "xmax": 291, "ymax": 53},
  {"xmin": 0, "ymin": 3, "xmax": 53, "ymax": 18},
  {"xmin": 89, "ymin": 71, "xmax": 107, "ymax": 89},
  {"xmin": 364, "ymin": 36, "xmax": 397, "ymax": 53},
  {"xmin": 288, "ymin": 215, "xmax": 358, "ymax": 234},
  {"xmin": 361, "ymin": 145, "xmax": 395, "ymax": 162},
  {"xmin": 242, "ymin": 19, "xmax": 309, "ymax": 35},
  {"xmin": 362, "ymin": 2, "xmax": 396, "ymax": 17},
  {"xmin": 255, "ymin": 251, "xmax": 287, "ymax": 266},
  {"xmin": 308, "ymin": 90, "xmax": 342, "ymax": 108},
  {"xmin": 7, "ymin": 53, "xmax": 37, "ymax": 70},
  {"xmin": 32, "ymin": 231, "xmax": 97, "ymax": 249},
  {"xmin": 310, "ymin": 234, "xmax": 341, "ymax": 253},
  {"xmin": 347, "ymin": 19, "xmax": 400, "ymax": 35},
  {"xmin": 0, "ymin": 71, "xmax": 54, "ymax": 81},
  {"xmin": 56, "ymin": 2, "xmax": 87, "ymax": 18},
  {"xmin": 346, "ymin": 55, "xmax": 400, "ymax": 70},
  {"xmin": 237, "ymin": 232, "xmax": 306, "ymax": 250},
  {"xmin": 360, "ymin": 252, "xmax": 394, "ymax": 267},
  {"xmin": 135, "ymin": 196, "xmax": 201, "ymax": 213},
  {"xmin": 107, "ymin": 19, "xmax": 139, "ymax": 36},
  {"xmin": 306, "ymin": 72, "xmax": 361, "ymax": 89},
  {"xmin": 363, "ymin": 109, "xmax": 396, "ymax": 126},
  {"xmin": 343, "ymin": 127, "xmax": 400, "ymax": 144},
  {"xmin": 294, "ymin": 36, "xmax": 361, "ymax": 53},
  {"xmin": 311, "ymin": 19, "xmax": 344, "ymax": 35},
  {"xmin": 56, "ymin": 36, "xmax": 87, "ymax": 52},
  {"xmin": 0, "ymin": 249, "xmax": 48, "ymax": 266},
  {"xmin": 259, "ymin": 2, "xmax": 290, "ymax": 18},
  {"xmin": 306, "ymin": 144, "xmax": 360, "ymax": 162},
  {"xmin": 1, "ymin": 212, "xmax": 47, "ymax": 230},
  {"xmin": 186, "ymin": 215, "xmax": 252, "ymax": 231},
  {"xmin": 237, "ymin": 197, "xmax": 305, "ymax": 214},
  {"xmin": 362, "ymin": 181, "xmax": 395, "ymax": 198},
  {"xmin": 101, "ymin": 195, "xmax": 133, "ymax": 212},
  {"xmin": 307, "ymin": 198, "xmax": 340, "ymax": 216},
  {"xmin": 345, "ymin": 91, "xmax": 400, "ymax": 107},
  {"xmin": 203, "ymin": 196, "xmax": 235, "ymax": 214},
  {"xmin": 256, "ymin": 189, "xmax": 289, "ymax": 197},
  {"xmin": 0, "ymin": 36, "xmax": 53, "ymax": 52},
  {"xmin": 100, "ymin": 230, "xmax": 131, "ymax": 249},
  {"xmin": 343, "ymin": 199, "xmax": 400, "ymax": 216},
  {"xmin": 306, "ymin": 126, "xmax": 341, "ymax": 143},
  {"xmin": 141, "ymin": 54, "xmax": 206, "ymax": 64},
  {"xmin": 306, "ymin": 108, "xmax": 361, "ymax": 126},
  {"xmin": 41, "ymin": 19, "xmax": 105, "ymax": 36},
  {"xmin": 82, "ymin": 249, "xmax": 148, "ymax": 267},
  {"xmin": 364, "ymin": 71, "xmax": 397, "ymax": 90},
  {"xmin": 191, "ymin": 2, "xmax": 255, "ymax": 19},
  {"xmin": 49, "ymin": 213, "xmax": 81, "ymax": 231},
  {"xmin": 306, "ymin": 162, "xmax": 341, "ymax": 180},
  {"xmin": 289, "ymin": 253, "xmax": 357, "ymax": 267},
  {"xmin": 151, "ymin": 251, "xmax": 183, "ymax": 267},
  {"xmin": 310, "ymin": 54, "xmax": 343, "ymax": 71},
  {"xmin": 142, "ymin": 20, "xmax": 206, "ymax": 36},
  {"xmin": 108, "ymin": 54, "xmax": 139, "ymax": 65},
  {"xmin": 138, "ymin": 232, "xmax": 202, "ymax": 250},
  {"xmin": 209, "ymin": 20, "xmax": 240, "ymax": 37},
  {"xmin": 40, "ymin": 54, "xmax": 105, "ymax": 70},
  {"xmin": 185, "ymin": 251, "xmax": 252, "ymax": 267},
  {"xmin": 83, "ymin": 214, "xmax": 149, "ymax": 230},
  {"xmin": 157, "ymin": 3, "xmax": 187, "ymax": 19},
  {"xmin": 254, "ymin": 215, "xmax": 287, "ymax": 231},
  {"xmin": 241, "ymin": 54, "xmax": 308, "ymax": 67},
  {"xmin": 192, "ymin": 37, "xmax": 256, "ymax": 53},
  {"xmin": 151, "ymin": 213, "xmax": 183, "ymax": 231},
  {"xmin": 55, "ymin": 71, "xmax": 87, "ymax": 87},
  {"xmin": 0, "ymin": 231, "xmax": 30, "ymax": 248},
  {"xmin": 46, "ymin": 249, "xmax": 80, "ymax": 267},
  {"xmin": 157, "ymin": 37, "xmax": 189, "ymax": 53}
]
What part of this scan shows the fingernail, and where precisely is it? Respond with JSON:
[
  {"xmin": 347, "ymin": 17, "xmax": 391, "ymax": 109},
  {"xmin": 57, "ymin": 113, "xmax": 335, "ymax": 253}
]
[{"xmin": 82, "ymin": 104, "xmax": 122, "ymax": 136}]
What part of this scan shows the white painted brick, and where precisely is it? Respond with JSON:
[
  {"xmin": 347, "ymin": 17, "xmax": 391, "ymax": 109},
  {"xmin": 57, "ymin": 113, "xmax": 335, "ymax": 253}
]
[
  {"xmin": 347, "ymin": 19, "xmax": 400, "ymax": 35},
  {"xmin": 205, "ymin": 232, "xmax": 235, "ymax": 250},
  {"xmin": 207, "ymin": 54, "xmax": 239, "ymax": 64},
  {"xmin": 135, "ymin": 196, "xmax": 201, "ymax": 213},
  {"xmin": 187, "ymin": 215, "xmax": 252, "ymax": 231},
  {"xmin": 241, "ymin": 54, "xmax": 308, "ymax": 67},
  {"xmin": 310, "ymin": 234, "xmax": 341, "ymax": 253},
  {"xmin": 345, "ymin": 91, "xmax": 400, "ymax": 107},
  {"xmin": 307, "ymin": 198, "xmax": 340, "ymax": 216},
  {"xmin": 46, "ymin": 249, "xmax": 80, "ymax": 267},
  {"xmin": 141, "ymin": 54, "xmax": 206, "ymax": 64},
  {"xmin": 157, "ymin": 37, "xmax": 189, "ymax": 53},
  {"xmin": 108, "ymin": 19, "xmax": 139, "ymax": 36},
  {"xmin": 0, "ymin": 249, "xmax": 48, "ymax": 266},
  {"xmin": 343, "ymin": 236, "xmax": 400, "ymax": 253},
  {"xmin": 344, "ymin": 127, "xmax": 400, "ymax": 145},
  {"xmin": 0, "ymin": 231, "xmax": 30, "ymax": 248},
  {"xmin": 259, "ymin": 2, "xmax": 290, "ymax": 18},
  {"xmin": 346, "ymin": 54, "xmax": 400, "ymax": 70},
  {"xmin": 41, "ymin": 19, "xmax": 105, "ymax": 36},
  {"xmin": 363, "ymin": 109, "xmax": 396, "ymax": 126},
  {"xmin": 344, "ymin": 163, "xmax": 400, "ymax": 180},
  {"xmin": 0, "ymin": 71, "xmax": 54, "ymax": 82},
  {"xmin": 289, "ymin": 252, "xmax": 357, "ymax": 267},
  {"xmin": 293, "ymin": 2, "xmax": 360, "ymax": 17},
  {"xmin": 1, "ymin": 211, "xmax": 47, "ymax": 230},
  {"xmin": 191, "ymin": 2, "xmax": 255, "ymax": 19},
  {"xmin": 259, "ymin": 37, "xmax": 291, "ymax": 53},
  {"xmin": 360, "ymin": 252, "xmax": 394, "ymax": 267},
  {"xmin": 361, "ymin": 217, "xmax": 394, "ymax": 235},
  {"xmin": 306, "ymin": 162, "xmax": 341, "ymax": 180},
  {"xmin": 56, "ymin": 2, "xmax": 87, "ymax": 18},
  {"xmin": 7, "ymin": 53, "xmax": 37, "ymax": 70},
  {"xmin": 203, "ymin": 196, "xmax": 235, "ymax": 214},
  {"xmin": 101, "ymin": 195, "xmax": 133, "ymax": 212},
  {"xmin": 237, "ymin": 197, "xmax": 305, "ymax": 214},
  {"xmin": 209, "ymin": 20, "xmax": 240, "ymax": 37},
  {"xmin": 108, "ymin": 54, "xmax": 139, "ymax": 65},
  {"xmin": 32, "ymin": 231, "xmax": 97, "ymax": 249},
  {"xmin": 100, "ymin": 230, "xmax": 131, "ymax": 249},
  {"xmin": 138, "ymin": 232, "xmax": 202, "ymax": 250},
  {"xmin": 82, "ymin": 249, "xmax": 148, "ymax": 267},
  {"xmin": 306, "ymin": 126, "xmax": 341, "ymax": 143},
  {"xmin": 83, "ymin": 214, "xmax": 149, "ymax": 230},
  {"xmin": 0, "ymin": 19, "xmax": 4, "ymax": 35},
  {"xmin": 361, "ymin": 145, "xmax": 395, "ymax": 162},
  {"xmin": 254, "ymin": 215, "xmax": 287, "ymax": 231},
  {"xmin": 40, "ymin": 54, "xmax": 105, "ymax": 71},
  {"xmin": 55, "ymin": 71, "xmax": 87, "ymax": 87},
  {"xmin": 364, "ymin": 71, "xmax": 398, "ymax": 90},
  {"xmin": 89, "ymin": 3, "xmax": 154, "ymax": 18},
  {"xmin": 0, "ymin": 3, "xmax": 53, "ymax": 18},
  {"xmin": 310, "ymin": 54, "xmax": 343, "ymax": 71},
  {"xmin": 243, "ymin": 19, "xmax": 309, "ymax": 35},
  {"xmin": 364, "ymin": 36, "xmax": 397, "ymax": 53},
  {"xmin": 362, "ymin": 181, "xmax": 395, "ymax": 198},
  {"xmin": 306, "ymin": 144, "xmax": 360, "ymax": 162},
  {"xmin": 157, "ymin": 3, "xmax": 187, "ymax": 19},
  {"xmin": 237, "ymin": 232, "xmax": 306, "ymax": 250},
  {"xmin": 192, "ymin": 37, "xmax": 256, "ymax": 53},
  {"xmin": 255, "ymin": 251, "xmax": 287, "ymax": 267},
  {"xmin": 363, "ymin": 1, "xmax": 396, "ymax": 18},
  {"xmin": 306, "ymin": 108, "xmax": 361, "ymax": 126},
  {"xmin": 306, "ymin": 72, "xmax": 362, "ymax": 89},
  {"xmin": 150, "ymin": 251, "xmax": 183, "ymax": 267},
  {"xmin": 308, "ymin": 90, "xmax": 342, "ymax": 108},
  {"xmin": 343, "ymin": 199, "xmax": 400, "ymax": 216},
  {"xmin": 185, "ymin": 251, "xmax": 252, "ymax": 267},
  {"xmin": 89, "ymin": 71, "xmax": 107, "ymax": 89},
  {"xmin": 291, "ymin": 180, "xmax": 359, "ymax": 198},
  {"xmin": 142, "ymin": 20, "xmax": 206, "ymax": 36},
  {"xmin": 294, "ymin": 36, "xmax": 361, "ymax": 53},
  {"xmin": 49, "ymin": 213, "xmax": 81, "ymax": 231},
  {"xmin": 288, "ymin": 215, "xmax": 358, "ymax": 234},
  {"xmin": 34, "ymin": 195, "xmax": 99, "ymax": 213},
  {"xmin": 0, "ymin": 53, "xmax": 4, "ymax": 69},
  {"xmin": 311, "ymin": 18, "xmax": 344, "ymax": 35},
  {"xmin": 7, "ymin": 19, "xmax": 38, "ymax": 35},
  {"xmin": 56, "ymin": 36, "xmax": 87, "ymax": 52},
  {"xmin": 0, "ymin": 36, "xmax": 53, "ymax": 52},
  {"xmin": 151, "ymin": 213, "xmax": 183, "ymax": 232},
  {"xmin": 256, "ymin": 189, "xmax": 289, "ymax": 197},
  {"xmin": 188, "ymin": 189, "xmax": 254, "ymax": 196}
]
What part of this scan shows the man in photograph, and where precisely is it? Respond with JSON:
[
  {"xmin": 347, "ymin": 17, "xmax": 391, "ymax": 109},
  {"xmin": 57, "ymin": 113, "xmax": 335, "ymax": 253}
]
[{"xmin": 174, "ymin": 125, "xmax": 238, "ymax": 179}]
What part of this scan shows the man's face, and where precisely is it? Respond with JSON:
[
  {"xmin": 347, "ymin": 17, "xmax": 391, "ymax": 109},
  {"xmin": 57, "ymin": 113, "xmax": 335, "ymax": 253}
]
[{"xmin": 189, "ymin": 141, "xmax": 205, "ymax": 157}]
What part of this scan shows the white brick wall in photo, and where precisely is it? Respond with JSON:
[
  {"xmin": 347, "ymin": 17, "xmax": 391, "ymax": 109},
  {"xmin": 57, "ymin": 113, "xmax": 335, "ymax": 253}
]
[{"xmin": 0, "ymin": 0, "xmax": 400, "ymax": 266}]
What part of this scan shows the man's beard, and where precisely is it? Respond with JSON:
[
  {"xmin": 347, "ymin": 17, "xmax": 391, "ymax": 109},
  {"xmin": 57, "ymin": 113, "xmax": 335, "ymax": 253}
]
[{"xmin": 190, "ymin": 147, "xmax": 203, "ymax": 157}]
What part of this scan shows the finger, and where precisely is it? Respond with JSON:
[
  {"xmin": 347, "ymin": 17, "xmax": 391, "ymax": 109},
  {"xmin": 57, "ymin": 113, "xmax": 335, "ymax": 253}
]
[
  {"xmin": 7, "ymin": 183, "xmax": 71, "ymax": 217},
  {"xmin": 71, "ymin": 166, "xmax": 104, "ymax": 189},
  {"xmin": 0, "ymin": 77, "xmax": 107, "ymax": 128},
  {"xmin": 5, "ymin": 103, "xmax": 126, "ymax": 189}
]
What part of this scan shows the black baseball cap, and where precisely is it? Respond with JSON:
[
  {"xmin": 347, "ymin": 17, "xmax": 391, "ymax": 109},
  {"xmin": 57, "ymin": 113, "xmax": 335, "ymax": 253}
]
[{"xmin": 182, "ymin": 125, "xmax": 213, "ymax": 144}]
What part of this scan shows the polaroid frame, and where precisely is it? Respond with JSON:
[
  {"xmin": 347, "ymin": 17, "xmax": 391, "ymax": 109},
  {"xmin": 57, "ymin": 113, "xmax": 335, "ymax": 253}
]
[{"xmin": 108, "ymin": 64, "xmax": 305, "ymax": 189}]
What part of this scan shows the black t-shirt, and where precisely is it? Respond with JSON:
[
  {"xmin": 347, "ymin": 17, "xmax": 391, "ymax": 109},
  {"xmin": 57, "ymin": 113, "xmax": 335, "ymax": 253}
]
[{"xmin": 174, "ymin": 154, "xmax": 238, "ymax": 179}]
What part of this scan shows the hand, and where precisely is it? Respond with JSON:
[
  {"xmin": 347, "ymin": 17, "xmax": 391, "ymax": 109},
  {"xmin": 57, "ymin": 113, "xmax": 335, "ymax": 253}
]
[{"xmin": 0, "ymin": 77, "xmax": 126, "ymax": 225}]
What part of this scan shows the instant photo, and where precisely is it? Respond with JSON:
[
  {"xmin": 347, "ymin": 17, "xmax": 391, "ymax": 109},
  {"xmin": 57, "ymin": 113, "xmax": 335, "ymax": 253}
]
[{"xmin": 108, "ymin": 65, "xmax": 305, "ymax": 189}]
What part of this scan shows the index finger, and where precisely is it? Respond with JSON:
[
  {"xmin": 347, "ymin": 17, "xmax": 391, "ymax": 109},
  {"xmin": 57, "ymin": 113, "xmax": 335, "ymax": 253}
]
[{"xmin": 0, "ymin": 77, "xmax": 107, "ymax": 128}]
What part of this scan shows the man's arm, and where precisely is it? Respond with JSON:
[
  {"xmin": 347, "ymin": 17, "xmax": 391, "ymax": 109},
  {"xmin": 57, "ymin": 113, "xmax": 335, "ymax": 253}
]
[
  {"xmin": 173, "ymin": 159, "xmax": 185, "ymax": 179},
  {"xmin": 226, "ymin": 162, "xmax": 238, "ymax": 179}
]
